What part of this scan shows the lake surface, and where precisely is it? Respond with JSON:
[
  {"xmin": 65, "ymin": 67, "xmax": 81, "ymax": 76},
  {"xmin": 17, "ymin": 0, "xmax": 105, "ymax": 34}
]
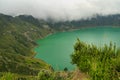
[{"xmin": 34, "ymin": 27, "xmax": 120, "ymax": 70}]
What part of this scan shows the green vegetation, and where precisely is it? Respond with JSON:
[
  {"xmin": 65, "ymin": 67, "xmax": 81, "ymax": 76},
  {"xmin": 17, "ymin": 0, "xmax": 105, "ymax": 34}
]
[
  {"xmin": 0, "ymin": 13, "xmax": 53, "ymax": 56},
  {"xmin": 0, "ymin": 13, "xmax": 76, "ymax": 78},
  {"xmin": 0, "ymin": 72, "xmax": 16, "ymax": 80},
  {"xmin": 0, "ymin": 13, "xmax": 53, "ymax": 78},
  {"xmin": 0, "ymin": 70, "xmax": 90, "ymax": 80},
  {"xmin": 0, "ymin": 13, "xmax": 120, "ymax": 79},
  {"xmin": 71, "ymin": 39, "xmax": 120, "ymax": 80},
  {"xmin": 1, "ymin": 39, "xmax": 119, "ymax": 80},
  {"xmin": 37, "ymin": 69, "xmax": 88, "ymax": 80},
  {"xmin": 0, "ymin": 53, "xmax": 51, "ymax": 75}
]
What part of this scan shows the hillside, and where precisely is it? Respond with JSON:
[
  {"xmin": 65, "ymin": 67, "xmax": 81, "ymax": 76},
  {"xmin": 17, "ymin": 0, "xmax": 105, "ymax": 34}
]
[
  {"xmin": 0, "ymin": 53, "xmax": 50, "ymax": 75},
  {"xmin": 0, "ymin": 13, "xmax": 55, "ymax": 56},
  {"xmin": 0, "ymin": 13, "xmax": 120, "ymax": 79},
  {"xmin": 0, "ymin": 13, "xmax": 55, "ymax": 78}
]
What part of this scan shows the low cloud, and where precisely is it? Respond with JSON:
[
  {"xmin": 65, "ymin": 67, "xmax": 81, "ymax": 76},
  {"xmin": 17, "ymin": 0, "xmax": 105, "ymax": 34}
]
[{"xmin": 0, "ymin": 0, "xmax": 120, "ymax": 21}]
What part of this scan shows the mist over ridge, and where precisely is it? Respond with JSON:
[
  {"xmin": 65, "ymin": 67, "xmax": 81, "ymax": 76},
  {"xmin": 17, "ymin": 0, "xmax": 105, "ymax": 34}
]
[{"xmin": 0, "ymin": 0, "xmax": 120, "ymax": 21}]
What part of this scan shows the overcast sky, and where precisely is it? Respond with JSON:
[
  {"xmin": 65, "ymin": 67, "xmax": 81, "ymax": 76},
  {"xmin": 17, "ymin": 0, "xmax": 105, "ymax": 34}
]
[{"xmin": 0, "ymin": 0, "xmax": 120, "ymax": 21}]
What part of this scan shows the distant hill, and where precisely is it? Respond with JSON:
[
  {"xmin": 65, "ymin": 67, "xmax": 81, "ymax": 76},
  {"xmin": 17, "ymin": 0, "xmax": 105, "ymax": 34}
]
[{"xmin": 48, "ymin": 14, "xmax": 120, "ymax": 29}]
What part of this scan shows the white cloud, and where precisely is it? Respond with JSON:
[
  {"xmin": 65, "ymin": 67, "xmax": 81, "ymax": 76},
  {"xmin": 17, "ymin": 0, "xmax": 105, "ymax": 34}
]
[{"xmin": 0, "ymin": 0, "xmax": 120, "ymax": 21}]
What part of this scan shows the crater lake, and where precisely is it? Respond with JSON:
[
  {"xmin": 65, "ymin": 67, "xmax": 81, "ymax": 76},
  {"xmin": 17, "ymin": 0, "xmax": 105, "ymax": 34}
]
[{"xmin": 34, "ymin": 26, "xmax": 120, "ymax": 70}]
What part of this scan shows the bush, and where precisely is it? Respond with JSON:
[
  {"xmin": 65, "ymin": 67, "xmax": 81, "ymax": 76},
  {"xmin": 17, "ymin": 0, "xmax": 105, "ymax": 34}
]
[
  {"xmin": 37, "ymin": 70, "xmax": 71, "ymax": 80},
  {"xmin": 37, "ymin": 70, "xmax": 54, "ymax": 80},
  {"xmin": 0, "ymin": 72, "xmax": 16, "ymax": 80},
  {"xmin": 71, "ymin": 39, "xmax": 120, "ymax": 80}
]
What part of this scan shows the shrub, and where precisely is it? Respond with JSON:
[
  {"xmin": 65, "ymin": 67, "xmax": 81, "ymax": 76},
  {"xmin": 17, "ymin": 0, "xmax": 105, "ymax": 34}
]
[
  {"xmin": 0, "ymin": 72, "xmax": 16, "ymax": 80},
  {"xmin": 71, "ymin": 39, "xmax": 120, "ymax": 80}
]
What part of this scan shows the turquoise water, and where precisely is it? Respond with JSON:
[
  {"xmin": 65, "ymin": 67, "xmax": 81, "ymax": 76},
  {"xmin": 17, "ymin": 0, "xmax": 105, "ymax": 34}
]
[{"xmin": 34, "ymin": 27, "xmax": 120, "ymax": 70}]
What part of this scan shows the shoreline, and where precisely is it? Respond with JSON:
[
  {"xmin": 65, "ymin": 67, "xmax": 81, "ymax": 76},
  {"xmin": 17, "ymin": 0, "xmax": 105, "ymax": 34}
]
[
  {"xmin": 32, "ymin": 26, "xmax": 120, "ymax": 71},
  {"xmin": 33, "ymin": 26, "xmax": 120, "ymax": 57}
]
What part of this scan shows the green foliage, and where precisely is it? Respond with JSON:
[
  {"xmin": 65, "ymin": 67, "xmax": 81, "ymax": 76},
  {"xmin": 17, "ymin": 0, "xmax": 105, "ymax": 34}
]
[
  {"xmin": 0, "ymin": 72, "xmax": 16, "ymax": 80},
  {"xmin": 1, "ymin": 13, "xmax": 120, "ymax": 79},
  {"xmin": 0, "ymin": 13, "xmax": 53, "ymax": 76},
  {"xmin": 0, "ymin": 13, "xmax": 53, "ymax": 56},
  {"xmin": 37, "ymin": 70, "xmax": 54, "ymax": 80},
  {"xmin": 71, "ymin": 39, "xmax": 120, "ymax": 80},
  {"xmin": 37, "ymin": 70, "xmax": 73, "ymax": 80},
  {"xmin": 0, "ymin": 53, "xmax": 51, "ymax": 76}
]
